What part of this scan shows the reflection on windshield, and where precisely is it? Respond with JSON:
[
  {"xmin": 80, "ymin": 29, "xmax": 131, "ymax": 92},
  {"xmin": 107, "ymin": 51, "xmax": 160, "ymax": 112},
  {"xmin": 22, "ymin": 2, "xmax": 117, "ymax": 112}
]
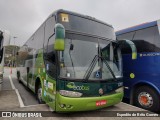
[{"xmin": 59, "ymin": 38, "xmax": 122, "ymax": 81}]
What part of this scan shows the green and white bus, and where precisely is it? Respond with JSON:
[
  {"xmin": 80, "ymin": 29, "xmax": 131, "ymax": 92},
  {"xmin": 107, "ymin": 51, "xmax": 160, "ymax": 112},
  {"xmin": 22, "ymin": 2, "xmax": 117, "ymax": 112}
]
[
  {"xmin": 0, "ymin": 29, "xmax": 10, "ymax": 91},
  {"xmin": 17, "ymin": 9, "xmax": 136, "ymax": 112}
]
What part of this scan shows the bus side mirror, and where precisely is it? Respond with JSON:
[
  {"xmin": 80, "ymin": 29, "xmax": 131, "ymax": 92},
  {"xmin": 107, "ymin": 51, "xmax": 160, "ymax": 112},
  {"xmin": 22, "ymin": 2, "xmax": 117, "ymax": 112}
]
[
  {"xmin": 118, "ymin": 39, "xmax": 137, "ymax": 60},
  {"xmin": 54, "ymin": 23, "xmax": 65, "ymax": 51}
]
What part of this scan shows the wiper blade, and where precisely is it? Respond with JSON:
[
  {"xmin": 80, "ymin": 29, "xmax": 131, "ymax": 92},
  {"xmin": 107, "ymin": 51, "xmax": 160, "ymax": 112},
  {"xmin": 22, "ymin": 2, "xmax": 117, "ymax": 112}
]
[
  {"xmin": 83, "ymin": 55, "xmax": 98, "ymax": 81},
  {"xmin": 102, "ymin": 57, "xmax": 117, "ymax": 81}
]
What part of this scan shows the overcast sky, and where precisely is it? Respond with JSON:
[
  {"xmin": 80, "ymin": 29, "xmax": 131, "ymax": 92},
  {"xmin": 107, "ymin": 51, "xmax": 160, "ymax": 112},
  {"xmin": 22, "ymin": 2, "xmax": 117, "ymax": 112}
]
[{"xmin": 0, "ymin": 0, "xmax": 160, "ymax": 46}]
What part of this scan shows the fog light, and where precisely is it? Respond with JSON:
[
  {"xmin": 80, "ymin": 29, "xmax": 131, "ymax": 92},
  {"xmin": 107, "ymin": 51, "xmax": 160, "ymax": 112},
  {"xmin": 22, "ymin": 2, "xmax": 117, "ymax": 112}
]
[
  {"xmin": 66, "ymin": 105, "xmax": 71, "ymax": 108},
  {"xmin": 60, "ymin": 104, "xmax": 65, "ymax": 108}
]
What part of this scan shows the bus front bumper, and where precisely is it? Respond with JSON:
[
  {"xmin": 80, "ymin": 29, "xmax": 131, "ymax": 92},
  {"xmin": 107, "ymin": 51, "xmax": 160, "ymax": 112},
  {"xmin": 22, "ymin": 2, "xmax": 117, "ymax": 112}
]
[{"xmin": 56, "ymin": 92, "xmax": 123, "ymax": 112}]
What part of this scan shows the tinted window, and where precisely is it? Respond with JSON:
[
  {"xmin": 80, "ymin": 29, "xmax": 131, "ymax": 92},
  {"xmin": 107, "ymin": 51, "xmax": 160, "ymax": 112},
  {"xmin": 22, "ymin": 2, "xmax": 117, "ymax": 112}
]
[
  {"xmin": 117, "ymin": 32, "xmax": 135, "ymax": 40},
  {"xmin": 44, "ymin": 17, "xmax": 55, "ymax": 49},
  {"xmin": 34, "ymin": 24, "xmax": 45, "ymax": 49},
  {"xmin": 44, "ymin": 17, "xmax": 56, "ymax": 78},
  {"xmin": 118, "ymin": 26, "xmax": 160, "ymax": 54},
  {"xmin": 133, "ymin": 26, "xmax": 156, "ymax": 52},
  {"xmin": 0, "ymin": 31, "xmax": 3, "ymax": 49},
  {"xmin": 58, "ymin": 13, "xmax": 115, "ymax": 40},
  {"xmin": 153, "ymin": 26, "xmax": 160, "ymax": 50},
  {"xmin": 0, "ymin": 32, "xmax": 3, "ymax": 62},
  {"xmin": 0, "ymin": 48, "xmax": 3, "ymax": 63}
]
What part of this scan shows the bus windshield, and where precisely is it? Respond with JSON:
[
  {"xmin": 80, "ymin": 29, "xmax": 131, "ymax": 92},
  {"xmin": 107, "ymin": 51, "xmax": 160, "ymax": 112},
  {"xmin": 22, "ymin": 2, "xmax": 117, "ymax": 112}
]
[{"xmin": 59, "ymin": 35, "xmax": 122, "ymax": 81}]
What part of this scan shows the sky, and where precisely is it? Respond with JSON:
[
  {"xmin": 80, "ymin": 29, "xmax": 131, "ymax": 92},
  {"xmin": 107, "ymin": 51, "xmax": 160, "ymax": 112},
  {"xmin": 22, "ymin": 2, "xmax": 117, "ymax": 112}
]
[{"xmin": 0, "ymin": 0, "xmax": 160, "ymax": 46}]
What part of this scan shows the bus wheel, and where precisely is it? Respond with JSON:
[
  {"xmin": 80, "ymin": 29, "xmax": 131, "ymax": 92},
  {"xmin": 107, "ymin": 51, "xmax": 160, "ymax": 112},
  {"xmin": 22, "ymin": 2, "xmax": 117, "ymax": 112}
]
[
  {"xmin": 134, "ymin": 86, "xmax": 160, "ymax": 112},
  {"xmin": 37, "ymin": 84, "xmax": 44, "ymax": 104},
  {"xmin": 49, "ymin": 107, "xmax": 55, "ymax": 113}
]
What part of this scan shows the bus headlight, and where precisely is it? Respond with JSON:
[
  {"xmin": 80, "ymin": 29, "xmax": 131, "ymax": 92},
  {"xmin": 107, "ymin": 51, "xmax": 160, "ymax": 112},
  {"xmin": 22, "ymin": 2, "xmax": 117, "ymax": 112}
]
[
  {"xmin": 115, "ymin": 87, "xmax": 124, "ymax": 93},
  {"xmin": 59, "ymin": 90, "xmax": 83, "ymax": 97}
]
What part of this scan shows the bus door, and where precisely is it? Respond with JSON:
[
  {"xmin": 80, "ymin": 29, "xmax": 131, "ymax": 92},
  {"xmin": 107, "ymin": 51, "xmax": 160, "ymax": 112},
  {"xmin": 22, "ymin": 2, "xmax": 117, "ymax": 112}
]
[
  {"xmin": 0, "ymin": 32, "xmax": 3, "ymax": 65},
  {"xmin": 27, "ymin": 66, "xmax": 29, "ymax": 88},
  {"xmin": 25, "ymin": 48, "xmax": 34, "ymax": 89}
]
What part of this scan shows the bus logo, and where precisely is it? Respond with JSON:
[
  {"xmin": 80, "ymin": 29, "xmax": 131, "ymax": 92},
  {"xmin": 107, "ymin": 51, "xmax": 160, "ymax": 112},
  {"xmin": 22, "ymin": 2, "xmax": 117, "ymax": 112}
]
[
  {"xmin": 67, "ymin": 82, "xmax": 76, "ymax": 89},
  {"xmin": 67, "ymin": 82, "xmax": 89, "ymax": 91}
]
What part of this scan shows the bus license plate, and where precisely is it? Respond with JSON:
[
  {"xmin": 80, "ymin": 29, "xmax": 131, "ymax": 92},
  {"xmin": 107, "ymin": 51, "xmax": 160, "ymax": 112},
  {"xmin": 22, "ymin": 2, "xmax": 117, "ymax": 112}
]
[{"xmin": 96, "ymin": 100, "xmax": 107, "ymax": 106}]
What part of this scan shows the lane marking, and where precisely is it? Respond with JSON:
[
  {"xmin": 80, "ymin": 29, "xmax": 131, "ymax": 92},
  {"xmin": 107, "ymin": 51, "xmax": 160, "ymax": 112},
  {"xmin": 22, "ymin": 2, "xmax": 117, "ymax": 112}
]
[
  {"xmin": 9, "ymin": 75, "xmax": 25, "ymax": 107},
  {"xmin": 9, "ymin": 75, "xmax": 15, "ymax": 89},
  {"xmin": 24, "ymin": 104, "xmax": 45, "ymax": 108}
]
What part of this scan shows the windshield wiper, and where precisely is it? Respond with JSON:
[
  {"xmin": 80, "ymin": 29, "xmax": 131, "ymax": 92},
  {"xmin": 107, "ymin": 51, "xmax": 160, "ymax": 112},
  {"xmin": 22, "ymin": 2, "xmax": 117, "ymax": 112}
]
[
  {"xmin": 102, "ymin": 57, "xmax": 117, "ymax": 81},
  {"xmin": 83, "ymin": 55, "xmax": 117, "ymax": 81},
  {"xmin": 83, "ymin": 43, "xmax": 118, "ymax": 81},
  {"xmin": 83, "ymin": 55, "xmax": 98, "ymax": 81}
]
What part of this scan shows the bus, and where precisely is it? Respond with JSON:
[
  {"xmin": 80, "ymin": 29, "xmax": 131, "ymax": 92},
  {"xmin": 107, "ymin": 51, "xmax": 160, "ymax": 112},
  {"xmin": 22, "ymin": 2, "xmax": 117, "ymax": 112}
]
[
  {"xmin": 16, "ymin": 9, "xmax": 136, "ymax": 112},
  {"xmin": 116, "ymin": 20, "xmax": 160, "ymax": 112},
  {"xmin": 0, "ymin": 29, "xmax": 10, "ymax": 90}
]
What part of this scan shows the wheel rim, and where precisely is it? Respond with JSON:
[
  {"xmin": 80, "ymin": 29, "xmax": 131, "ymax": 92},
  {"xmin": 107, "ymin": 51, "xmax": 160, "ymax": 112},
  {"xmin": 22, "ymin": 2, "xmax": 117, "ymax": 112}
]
[
  {"xmin": 38, "ymin": 87, "xmax": 42, "ymax": 102},
  {"xmin": 138, "ymin": 92, "xmax": 153, "ymax": 108}
]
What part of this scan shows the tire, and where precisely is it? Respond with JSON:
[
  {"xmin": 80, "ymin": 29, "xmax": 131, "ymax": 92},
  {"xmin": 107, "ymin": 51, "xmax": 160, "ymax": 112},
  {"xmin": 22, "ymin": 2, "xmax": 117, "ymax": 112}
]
[
  {"xmin": 134, "ymin": 86, "xmax": 160, "ymax": 112},
  {"xmin": 37, "ymin": 84, "xmax": 44, "ymax": 104},
  {"xmin": 49, "ymin": 106, "xmax": 56, "ymax": 113}
]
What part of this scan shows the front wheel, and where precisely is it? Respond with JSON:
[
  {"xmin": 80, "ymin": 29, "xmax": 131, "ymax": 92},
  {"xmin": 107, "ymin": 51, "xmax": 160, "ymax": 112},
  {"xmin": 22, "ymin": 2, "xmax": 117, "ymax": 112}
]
[
  {"xmin": 134, "ymin": 86, "xmax": 160, "ymax": 112},
  {"xmin": 37, "ymin": 84, "xmax": 44, "ymax": 104}
]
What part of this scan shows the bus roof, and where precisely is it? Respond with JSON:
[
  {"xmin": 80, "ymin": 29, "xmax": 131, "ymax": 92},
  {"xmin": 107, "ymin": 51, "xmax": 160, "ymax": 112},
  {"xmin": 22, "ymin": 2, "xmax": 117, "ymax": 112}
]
[
  {"xmin": 116, "ymin": 20, "xmax": 158, "ymax": 35},
  {"xmin": 25, "ymin": 9, "xmax": 114, "ymax": 45}
]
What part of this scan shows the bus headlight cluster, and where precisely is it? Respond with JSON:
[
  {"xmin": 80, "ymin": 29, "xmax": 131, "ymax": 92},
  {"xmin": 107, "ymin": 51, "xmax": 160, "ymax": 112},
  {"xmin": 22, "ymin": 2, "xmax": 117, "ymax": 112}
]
[
  {"xmin": 115, "ymin": 87, "xmax": 124, "ymax": 93},
  {"xmin": 59, "ymin": 104, "xmax": 72, "ymax": 109},
  {"xmin": 59, "ymin": 90, "xmax": 82, "ymax": 97}
]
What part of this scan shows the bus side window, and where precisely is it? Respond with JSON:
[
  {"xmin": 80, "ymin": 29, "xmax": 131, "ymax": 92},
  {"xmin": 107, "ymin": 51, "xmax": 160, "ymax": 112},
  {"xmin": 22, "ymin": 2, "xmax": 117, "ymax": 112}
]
[
  {"xmin": 117, "ymin": 32, "xmax": 135, "ymax": 40},
  {"xmin": 133, "ymin": 26, "xmax": 157, "ymax": 52},
  {"xmin": 44, "ymin": 49, "xmax": 56, "ymax": 78},
  {"xmin": 102, "ymin": 44, "xmax": 110, "ymax": 60},
  {"xmin": 0, "ymin": 48, "xmax": 3, "ymax": 63},
  {"xmin": 0, "ymin": 32, "xmax": 3, "ymax": 50},
  {"xmin": 44, "ymin": 16, "xmax": 56, "ymax": 79},
  {"xmin": 153, "ymin": 26, "xmax": 160, "ymax": 51}
]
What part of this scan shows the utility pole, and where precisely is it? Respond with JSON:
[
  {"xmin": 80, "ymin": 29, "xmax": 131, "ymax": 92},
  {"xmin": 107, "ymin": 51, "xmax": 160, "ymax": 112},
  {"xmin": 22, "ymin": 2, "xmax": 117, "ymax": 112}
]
[{"xmin": 12, "ymin": 36, "xmax": 17, "ymax": 67}]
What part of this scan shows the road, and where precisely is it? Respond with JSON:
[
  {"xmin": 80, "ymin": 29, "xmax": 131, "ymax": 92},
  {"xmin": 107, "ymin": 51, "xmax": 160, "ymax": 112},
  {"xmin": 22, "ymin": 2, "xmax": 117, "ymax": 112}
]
[
  {"xmin": 11, "ymin": 77, "xmax": 39, "ymax": 106},
  {"xmin": 3, "ymin": 68, "xmax": 39, "ymax": 106}
]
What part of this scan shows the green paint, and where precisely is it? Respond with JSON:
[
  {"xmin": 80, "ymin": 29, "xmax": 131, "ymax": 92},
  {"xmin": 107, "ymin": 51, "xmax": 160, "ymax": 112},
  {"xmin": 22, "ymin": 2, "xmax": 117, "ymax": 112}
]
[
  {"xmin": 130, "ymin": 73, "xmax": 135, "ymax": 79},
  {"xmin": 132, "ymin": 52, "xmax": 137, "ymax": 60},
  {"xmin": 56, "ymin": 92, "xmax": 123, "ymax": 112},
  {"xmin": 66, "ymin": 82, "xmax": 90, "ymax": 91},
  {"xmin": 124, "ymin": 39, "xmax": 137, "ymax": 60},
  {"xmin": 54, "ymin": 39, "xmax": 64, "ymax": 51},
  {"xmin": 66, "ymin": 82, "xmax": 76, "ymax": 89},
  {"xmin": 54, "ymin": 23, "xmax": 65, "ymax": 51}
]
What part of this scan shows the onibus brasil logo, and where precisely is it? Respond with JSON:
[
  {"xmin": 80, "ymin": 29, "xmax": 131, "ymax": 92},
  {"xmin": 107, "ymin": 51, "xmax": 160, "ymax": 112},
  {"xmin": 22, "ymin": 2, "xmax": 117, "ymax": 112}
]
[{"xmin": 67, "ymin": 82, "xmax": 89, "ymax": 91}]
